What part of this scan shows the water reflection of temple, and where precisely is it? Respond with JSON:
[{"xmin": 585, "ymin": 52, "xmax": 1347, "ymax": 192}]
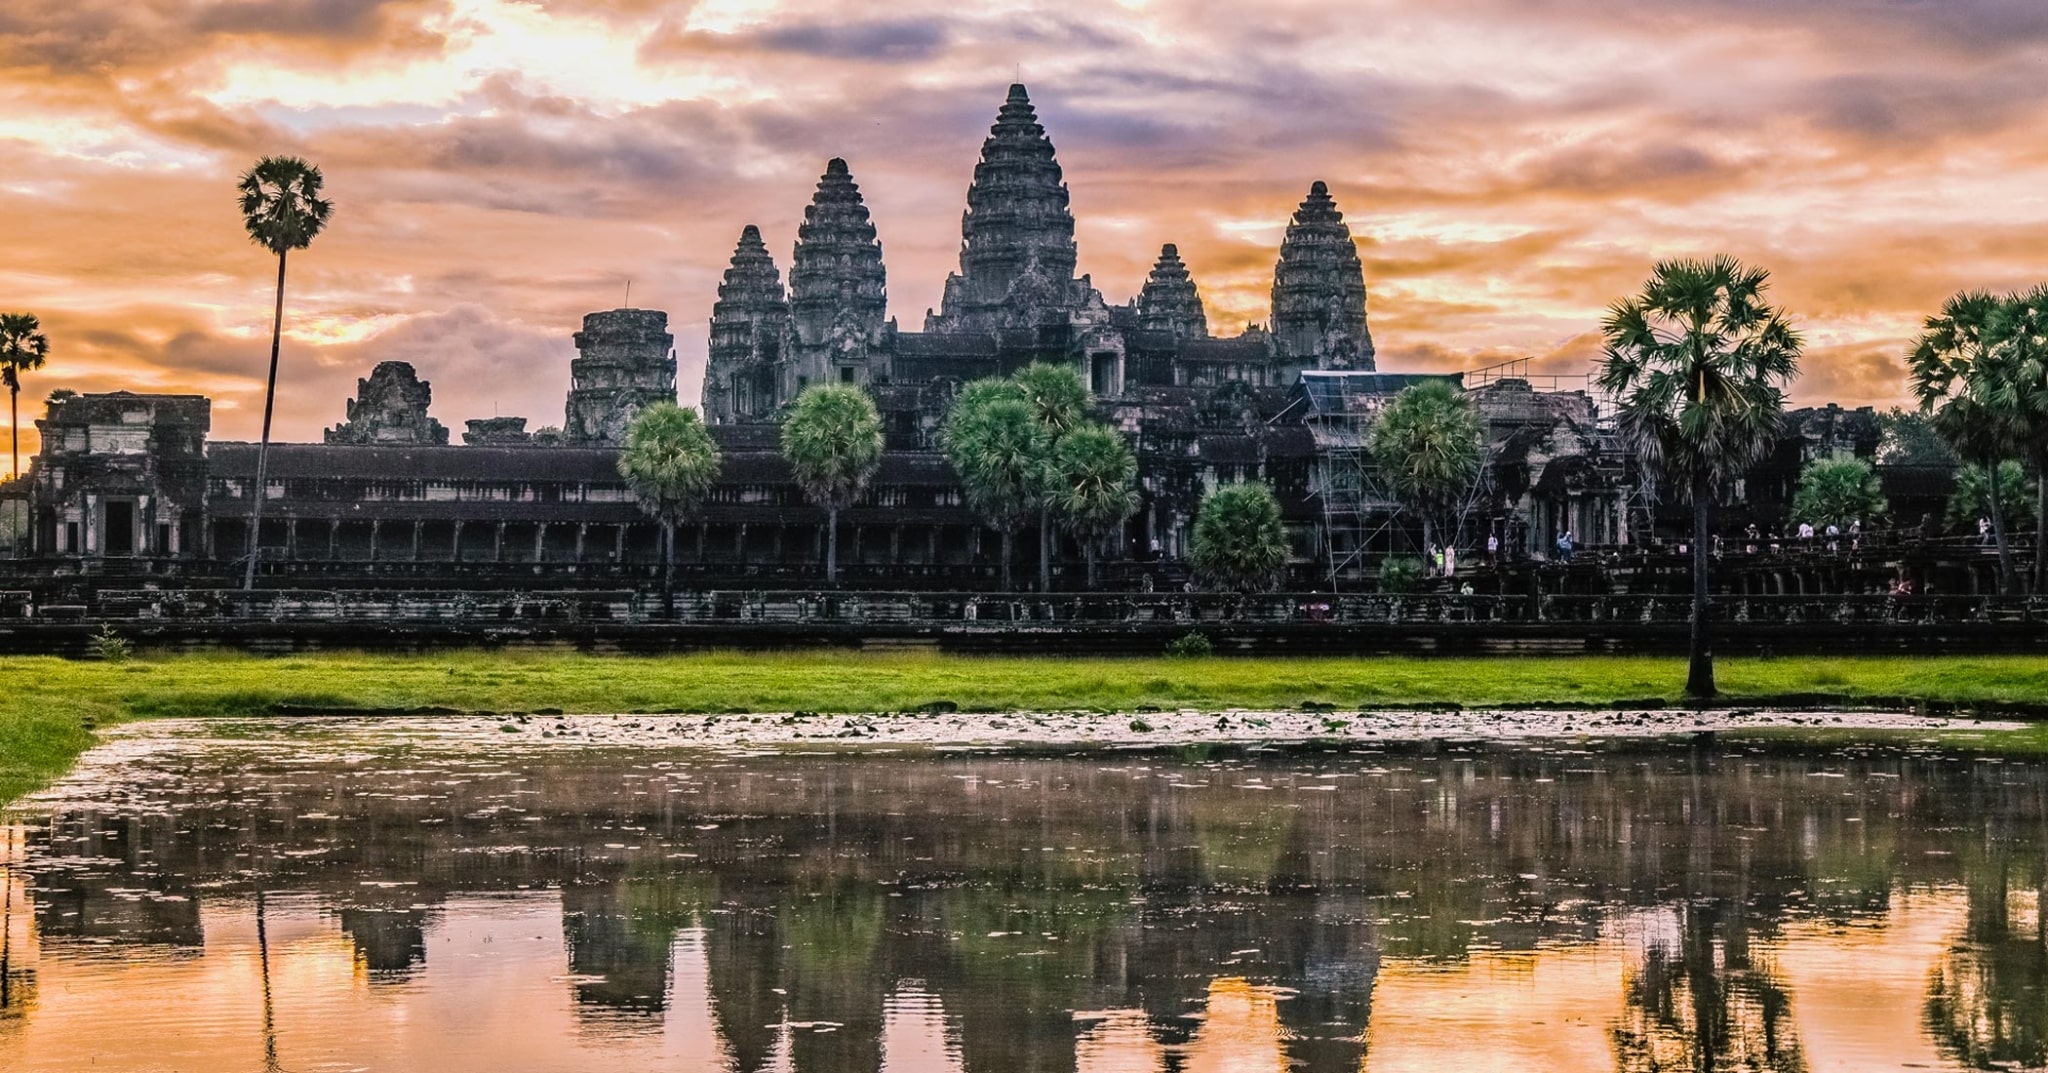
[{"xmin": 5, "ymin": 741, "xmax": 2047, "ymax": 1071}]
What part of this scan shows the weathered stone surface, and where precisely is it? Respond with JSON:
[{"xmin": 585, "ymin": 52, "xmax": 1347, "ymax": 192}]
[
  {"xmin": 786, "ymin": 158, "xmax": 888, "ymax": 394},
  {"xmin": 462, "ymin": 416, "xmax": 531, "ymax": 446},
  {"xmin": 326, "ymin": 361, "xmax": 449, "ymax": 446},
  {"xmin": 928, "ymin": 84, "xmax": 1098, "ymax": 334},
  {"xmin": 705, "ymin": 224, "xmax": 791, "ymax": 423},
  {"xmin": 1136, "ymin": 243, "xmax": 1208, "ymax": 340},
  {"xmin": 565, "ymin": 309, "xmax": 676, "ymax": 446},
  {"xmin": 1271, "ymin": 181, "xmax": 1373, "ymax": 370}
]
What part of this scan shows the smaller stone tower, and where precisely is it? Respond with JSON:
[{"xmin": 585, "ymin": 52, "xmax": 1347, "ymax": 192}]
[
  {"xmin": 785, "ymin": 158, "xmax": 888, "ymax": 396},
  {"xmin": 704, "ymin": 224, "xmax": 791, "ymax": 423},
  {"xmin": 1270, "ymin": 181, "xmax": 1373, "ymax": 371},
  {"xmin": 564, "ymin": 308, "xmax": 676, "ymax": 445},
  {"xmin": 326, "ymin": 361, "xmax": 448, "ymax": 445},
  {"xmin": 1136, "ymin": 243, "xmax": 1208, "ymax": 340}
]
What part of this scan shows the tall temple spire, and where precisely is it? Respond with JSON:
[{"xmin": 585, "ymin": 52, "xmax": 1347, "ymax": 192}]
[
  {"xmin": 1270, "ymin": 180, "xmax": 1373, "ymax": 370},
  {"xmin": 928, "ymin": 83, "xmax": 1085, "ymax": 333},
  {"xmin": 787, "ymin": 158, "xmax": 889, "ymax": 390},
  {"xmin": 1136, "ymin": 243, "xmax": 1208, "ymax": 340},
  {"xmin": 704, "ymin": 224, "xmax": 791, "ymax": 422}
]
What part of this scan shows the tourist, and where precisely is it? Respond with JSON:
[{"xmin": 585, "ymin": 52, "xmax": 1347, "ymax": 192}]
[
  {"xmin": 1444, "ymin": 544, "xmax": 1457, "ymax": 577},
  {"xmin": 1797, "ymin": 520, "xmax": 1814, "ymax": 542},
  {"xmin": 1554, "ymin": 531, "xmax": 1574, "ymax": 563},
  {"xmin": 1486, "ymin": 531, "xmax": 1500, "ymax": 566},
  {"xmin": 1430, "ymin": 544, "xmax": 1445, "ymax": 577},
  {"xmin": 1980, "ymin": 517, "xmax": 1992, "ymax": 545}
]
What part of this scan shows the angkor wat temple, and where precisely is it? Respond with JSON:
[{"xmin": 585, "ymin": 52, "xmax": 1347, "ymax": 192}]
[{"xmin": 1, "ymin": 85, "xmax": 1954, "ymax": 598}]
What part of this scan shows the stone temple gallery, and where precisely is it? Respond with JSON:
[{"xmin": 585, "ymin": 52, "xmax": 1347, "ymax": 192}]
[{"xmin": 7, "ymin": 85, "xmax": 1894, "ymax": 592}]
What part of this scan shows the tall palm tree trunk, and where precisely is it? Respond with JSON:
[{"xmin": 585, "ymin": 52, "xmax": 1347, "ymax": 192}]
[
  {"xmin": 1687, "ymin": 474, "xmax": 1716, "ymax": 699},
  {"xmin": 661, "ymin": 520, "xmax": 675, "ymax": 618},
  {"xmin": 2033, "ymin": 454, "xmax": 2046, "ymax": 596},
  {"xmin": 243, "ymin": 250, "xmax": 289, "ymax": 591},
  {"xmin": 1988, "ymin": 468, "xmax": 2018, "ymax": 596},
  {"xmin": 1039, "ymin": 505, "xmax": 1051, "ymax": 592},
  {"xmin": 999, "ymin": 528, "xmax": 1013, "ymax": 592},
  {"xmin": 826, "ymin": 506, "xmax": 839, "ymax": 585},
  {"xmin": 9, "ymin": 381, "xmax": 18, "ymax": 479}
]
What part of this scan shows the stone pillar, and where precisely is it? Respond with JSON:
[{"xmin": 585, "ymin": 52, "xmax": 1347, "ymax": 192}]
[
  {"xmin": 533, "ymin": 522, "xmax": 548, "ymax": 563},
  {"xmin": 492, "ymin": 522, "xmax": 505, "ymax": 563},
  {"xmin": 735, "ymin": 524, "xmax": 747, "ymax": 559},
  {"xmin": 328, "ymin": 519, "xmax": 340, "ymax": 560},
  {"xmin": 575, "ymin": 524, "xmax": 588, "ymax": 563},
  {"xmin": 410, "ymin": 521, "xmax": 422, "ymax": 561},
  {"xmin": 452, "ymin": 520, "xmax": 465, "ymax": 562},
  {"xmin": 615, "ymin": 525, "xmax": 628, "ymax": 562},
  {"xmin": 286, "ymin": 519, "xmax": 300, "ymax": 560}
]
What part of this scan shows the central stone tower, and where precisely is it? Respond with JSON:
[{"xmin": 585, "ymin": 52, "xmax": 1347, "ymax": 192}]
[
  {"xmin": 564, "ymin": 308, "xmax": 676, "ymax": 445},
  {"xmin": 703, "ymin": 223, "xmax": 791, "ymax": 423},
  {"xmin": 928, "ymin": 84, "xmax": 1090, "ymax": 333}
]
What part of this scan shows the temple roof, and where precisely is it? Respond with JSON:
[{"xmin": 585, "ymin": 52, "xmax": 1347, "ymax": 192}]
[
  {"xmin": 1136, "ymin": 243, "xmax": 1208, "ymax": 340},
  {"xmin": 1271, "ymin": 180, "xmax": 1374, "ymax": 368},
  {"xmin": 712, "ymin": 224, "xmax": 789, "ymax": 320},
  {"xmin": 788, "ymin": 158, "xmax": 887, "ymax": 344}
]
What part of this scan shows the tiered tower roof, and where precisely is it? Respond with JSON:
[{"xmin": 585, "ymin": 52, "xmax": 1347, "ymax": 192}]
[
  {"xmin": 931, "ymin": 84, "xmax": 1082, "ymax": 331},
  {"xmin": 1136, "ymin": 243, "xmax": 1208, "ymax": 340},
  {"xmin": 1270, "ymin": 181, "xmax": 1373, "ymax": 369},
  {"xmin": 712, "ymin": 224, "xmax": 789, "ymax": 322},
  {"xmin": 788, "ymin": 158, "xmax": 886, "ymax": 347}
]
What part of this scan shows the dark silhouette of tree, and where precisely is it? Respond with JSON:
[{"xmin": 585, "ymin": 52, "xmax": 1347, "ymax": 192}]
[
  {"xmin": 1189, "ymin": 480, "xmax": 1290, "ymax": 593},
  {"xmin": 780, "ymin": 383, "xmax": 883, "ymax": 584},
  {"xmin": 236, "ymin": 156, "xmax": 333, "ymax": 591},
  {"xmin": 617, "ymin": 402, "xmax": 721, "ymax": 614},
  {"xmin": 942, "ymin": 380, "xmax": 1047, "ymax": 592},
  {"xmin": 1597, "ymin": 256, "xmax": 1801, "ymax": 698},
  {"xmin": 0, "ymin": 313, "xmax": 49, "ymax": 481}
]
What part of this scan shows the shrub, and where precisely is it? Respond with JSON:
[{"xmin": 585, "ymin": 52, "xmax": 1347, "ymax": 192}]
[
  {"xmin": 1165, "ymin": 630, "xmax": 1214, "ymax": 659},
  {"xmin": 89, "ymin": 625, "xmax": 132, "ymax": 663},
  {"xmin": 1378, "ymin": 557, "xmax": 1425, "ymax": 594}
]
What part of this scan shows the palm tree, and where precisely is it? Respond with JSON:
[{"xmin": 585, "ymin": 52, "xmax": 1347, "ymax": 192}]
[
  {"xmin": 1011, "ymin": 362, "xmax": 1090, "ymax": 591},
  {"xmin": 1046, "ymin": 423, "xmax": 1138, "ymax": 586},
  {"xmin": 1789, "ymin": 456, "xmax": 1886, "ymax": 530},
  {"xmin": 780, "ymin": 383, "xmax": 883, "ymax": 584},
  {"xmin": 1990, "ymin": 284, "xmax": 2048, "ymax": 593},
  {"xmin": 617, "ymin": 402, "xmax": 722, "ymax": 614},
  {"xmin": 1368, "ymin": 380, "xmax": 1484, "ymax": 559},
  {"xmin": 237, "ymin": 156, "xmax": 333, "ymax": 590},
  {"xmin": 1909, "ymin": 290, "xmax": 2025, "ymax": 594},
  {"xmin": 942, "ymin": 385, "xmax": 1048, "ymax": 591},
  {"xmin": 1189, "ymin": 480, "xmax": 1290, "ymax": 593},
  {"xmin": 0, "ymin": 313, "xmax": 49, "ymax": 480},
  {"xmin": 1596, "ymin": 256, "xmax": 1801, "ymax": 699}
]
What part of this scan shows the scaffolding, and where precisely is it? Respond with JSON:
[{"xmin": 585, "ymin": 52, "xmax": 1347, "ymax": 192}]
[{"xmin": 1301, "ymin": 371, "xmax": 1465, "ymax": 588}]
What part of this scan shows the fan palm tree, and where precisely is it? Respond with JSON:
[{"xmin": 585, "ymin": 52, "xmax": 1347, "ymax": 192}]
[
  {"xmin": 1989, "ymin": 284, "xmax": 2048, "ymax": 593},
  {"xmin": 780, "ymin": 383, "xmax": 883, "ymax": 584},
  {"xmin": 1046, "ymin": 423, "xmax": 1139, "ymax": 586},
  {"xmin": 1909, "ymin": 290, "xmax": 2025, "ymax": 594},
  {"xmin": 1368, "ymin": 380, "xmax": 1484, "ymax": 558},
  {"xmin": 237, "ymin": 156, "xmax": 333, "ymax": 590},
  {"xmin": 1011, "ymin": 362, "xmax": 1090, "ymax": 591},
  {"xmin": 0, "ymin": 313, "xmax": 49, "ymax": 480},
  {"xmin": 618, "ymin": 402, "xmax": 722, "ymax": 613},
  {"xmin": 943, "ymin": 385, "xmax": 1048, "ymax": 591},
  {"xmin": 1189, "ymin": 480, "xmax": 1290, "ymax": 593},
  {"xmin": 1596, "ymin": 256, "xmax": 1802, "ymax": 699}
]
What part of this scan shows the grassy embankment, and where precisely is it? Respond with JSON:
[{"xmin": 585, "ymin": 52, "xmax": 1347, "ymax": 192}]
[{"xmin": 7, "ymin": 650, "xmax": 2048, "ymax": 805}]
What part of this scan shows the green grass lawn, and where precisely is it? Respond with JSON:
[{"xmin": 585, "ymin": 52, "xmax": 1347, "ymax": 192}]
[{"xmin": 7, "ymin": 649, "xmax": 2048, "ymax": 806}]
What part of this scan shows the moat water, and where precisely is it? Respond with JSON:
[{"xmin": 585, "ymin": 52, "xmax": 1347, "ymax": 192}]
[{"xmin": 2, "ymin": 719, "xmax": 2044, "ymax": 1072}]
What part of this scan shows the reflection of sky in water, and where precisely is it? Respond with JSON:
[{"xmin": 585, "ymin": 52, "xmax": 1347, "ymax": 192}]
[{"xmin": 0, "ymin": 720, "xmax": 2041, "ymax": 1072}]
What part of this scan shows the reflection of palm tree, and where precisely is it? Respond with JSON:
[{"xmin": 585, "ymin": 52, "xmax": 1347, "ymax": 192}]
[
  {"xmin": 257, "ymin": 890, "xmax": 281, "ymax": 1073},
  {"xmin": 1925, "ymin": 861, "xmax": 2048, "ymax": 1070},
  {"xmin": 1612, "ymin": 902, "xmax": 1808, "ymax": 1073}
]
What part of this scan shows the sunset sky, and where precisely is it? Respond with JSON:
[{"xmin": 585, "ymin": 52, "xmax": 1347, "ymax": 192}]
[{"xmin": 4, "ymin": 0, "xmax": 2047, "ymax": 455}]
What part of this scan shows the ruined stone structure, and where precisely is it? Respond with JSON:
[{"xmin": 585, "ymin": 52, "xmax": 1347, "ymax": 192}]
[
  {"xmin": 27, "ymin": 391, "xmax": 209, "ymax": 558},
  {"xmin": 564, "ymin": 309, "xmax": 675, "ymax": 445},
  {"xmin": 1136, "ymin": 244, "xmax": 1208, "ymax": 341},
  {"xmin": 702, "ymin": 225, "xmax": 789, "ymax": 425},
  {"xmin": 325, "ymin": 361, "xmax": 448, "ymax": 446}
]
